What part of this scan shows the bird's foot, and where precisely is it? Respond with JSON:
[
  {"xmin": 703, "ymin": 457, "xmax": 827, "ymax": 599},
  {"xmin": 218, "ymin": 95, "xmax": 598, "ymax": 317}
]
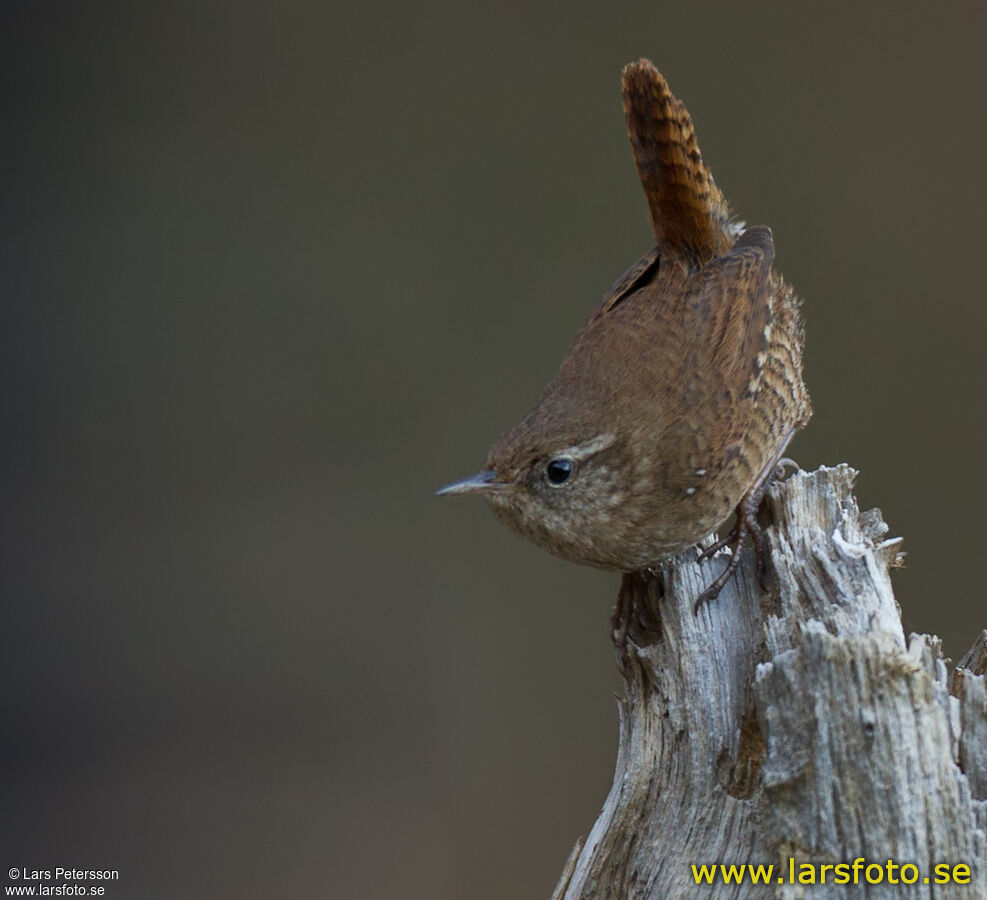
[
  {"xmin": 693, "ymin": 517, "xmax": 752, "ymax": 612},
  {"xmin": 611, "ymin": 571, "xmax": 660, "ymax": 661},
  {"xmin": 773, "ymin": 457, "xmax": 801, "ymax": 480},
  {"xmin": 693, "ymin": 430, "xmax": 794, "ymax": 612}
]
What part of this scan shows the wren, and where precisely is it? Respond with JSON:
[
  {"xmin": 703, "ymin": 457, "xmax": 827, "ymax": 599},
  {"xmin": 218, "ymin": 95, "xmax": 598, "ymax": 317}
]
[{"xmin": 437, "ymin": 59, "xmax": 811, "ymax": 606}]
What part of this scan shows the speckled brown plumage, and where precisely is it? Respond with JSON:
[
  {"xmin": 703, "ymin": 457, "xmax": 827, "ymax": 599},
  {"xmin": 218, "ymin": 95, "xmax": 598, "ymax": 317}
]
[{"xmin": 438, "ymin": 59, "xmax": 811, "ymax": 604}]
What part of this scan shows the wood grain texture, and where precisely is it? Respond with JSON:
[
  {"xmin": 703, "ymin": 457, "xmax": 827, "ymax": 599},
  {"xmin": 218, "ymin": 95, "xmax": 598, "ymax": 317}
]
[
  {"xmin": 955, "ymin": 632, "xmax": 987, "ymax": 812},
  {"xmin": 553, "ymin": 466, "xmax": 987, "ymax": 899}
]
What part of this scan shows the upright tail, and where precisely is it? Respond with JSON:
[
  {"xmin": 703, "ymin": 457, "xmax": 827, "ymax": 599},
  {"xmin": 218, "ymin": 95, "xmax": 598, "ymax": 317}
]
[{"xmin": 621, "ymin": 60, "xmax": 733, "ymax": 264}]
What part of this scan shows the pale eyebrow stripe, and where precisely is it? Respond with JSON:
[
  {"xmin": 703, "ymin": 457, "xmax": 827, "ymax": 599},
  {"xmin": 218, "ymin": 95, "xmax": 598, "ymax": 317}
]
[{"xmin": 555, "ymin": 433, "xmax": 617, "ymax": 460}]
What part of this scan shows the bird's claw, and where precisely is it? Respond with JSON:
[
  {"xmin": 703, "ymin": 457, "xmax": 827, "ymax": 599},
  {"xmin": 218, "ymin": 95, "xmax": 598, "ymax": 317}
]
[{"xmin": 693, "ymin": 432, "xmax": 795, "ymax": 612}]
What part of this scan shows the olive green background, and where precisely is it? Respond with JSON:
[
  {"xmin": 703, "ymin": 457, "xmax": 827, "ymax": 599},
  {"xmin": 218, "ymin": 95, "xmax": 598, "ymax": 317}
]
[{"xmin": 2, "ymin": 2, "xmax": 985, "ymax": 897}]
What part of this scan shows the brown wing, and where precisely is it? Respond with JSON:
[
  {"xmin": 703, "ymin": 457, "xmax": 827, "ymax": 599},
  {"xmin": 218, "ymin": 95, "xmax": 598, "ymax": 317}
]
[
  {"xmin": 591, "ymin": 246, "xmax": 661, "ymax": 321},
  {"xmin": 676, "ymin": 226, "xmax": 776, "ymax": 446},
  {"xmin": 621, "ymin": 60, "xmax": 732, "ymax": 265},
  {"xmin": 695, "ymin": 225, "xmax": 774, "ymax": 382}
]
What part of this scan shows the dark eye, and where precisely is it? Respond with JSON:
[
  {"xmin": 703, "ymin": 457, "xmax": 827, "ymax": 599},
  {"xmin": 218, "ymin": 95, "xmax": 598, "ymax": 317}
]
[{"xmin": 546, "ymin": 458, "xmax": 574, "ymax": 485}]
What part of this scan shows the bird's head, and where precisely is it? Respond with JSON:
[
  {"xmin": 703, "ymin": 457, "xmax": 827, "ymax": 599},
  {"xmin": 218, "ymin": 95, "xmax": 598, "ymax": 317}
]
[{"xmin": 436, "ymin": 407, "xmax": 638, "ymax": 568}]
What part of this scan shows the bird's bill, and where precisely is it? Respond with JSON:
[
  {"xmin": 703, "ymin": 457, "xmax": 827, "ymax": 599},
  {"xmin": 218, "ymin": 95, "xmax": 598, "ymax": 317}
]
[{"xmin": 434, "ymin": 469, "xmax": 506, "ymax": 497}]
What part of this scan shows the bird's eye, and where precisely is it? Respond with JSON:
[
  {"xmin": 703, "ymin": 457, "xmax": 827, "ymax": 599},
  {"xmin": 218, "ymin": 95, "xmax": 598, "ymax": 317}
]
[{"xmin": 546, "ymin": 458, "xmax": 574, "ymax": 485}]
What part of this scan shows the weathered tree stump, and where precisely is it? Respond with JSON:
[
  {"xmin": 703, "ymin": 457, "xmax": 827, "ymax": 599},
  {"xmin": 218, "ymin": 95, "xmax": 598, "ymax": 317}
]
[{"xmin": 552, "ymin": 465, "xmax": 987, "ymax": 899}]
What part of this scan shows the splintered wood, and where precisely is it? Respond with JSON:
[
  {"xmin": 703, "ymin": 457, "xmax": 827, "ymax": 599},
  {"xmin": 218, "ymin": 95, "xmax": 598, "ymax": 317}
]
[{"xmin": 553, "ymin": 466, "xmax": 986, "ymax": 899}]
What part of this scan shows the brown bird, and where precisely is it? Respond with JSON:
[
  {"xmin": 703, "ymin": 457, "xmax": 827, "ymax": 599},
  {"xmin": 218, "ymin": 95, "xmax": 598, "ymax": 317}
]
[{"xmin": 437, "ymin": 60, "xmax": 811, "ymax": 606}]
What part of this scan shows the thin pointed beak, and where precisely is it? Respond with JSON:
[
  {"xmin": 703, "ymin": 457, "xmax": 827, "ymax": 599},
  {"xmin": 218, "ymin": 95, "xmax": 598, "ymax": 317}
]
[{"xmin": 435, "ymin": 469, "xmax": 506, "ymax": 497}]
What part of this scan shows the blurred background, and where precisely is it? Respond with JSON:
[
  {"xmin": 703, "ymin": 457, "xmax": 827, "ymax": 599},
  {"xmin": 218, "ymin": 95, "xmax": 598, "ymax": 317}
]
[{"xmin": 2, "ymin": 1, "xmax": 985, "ymax": 897}]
